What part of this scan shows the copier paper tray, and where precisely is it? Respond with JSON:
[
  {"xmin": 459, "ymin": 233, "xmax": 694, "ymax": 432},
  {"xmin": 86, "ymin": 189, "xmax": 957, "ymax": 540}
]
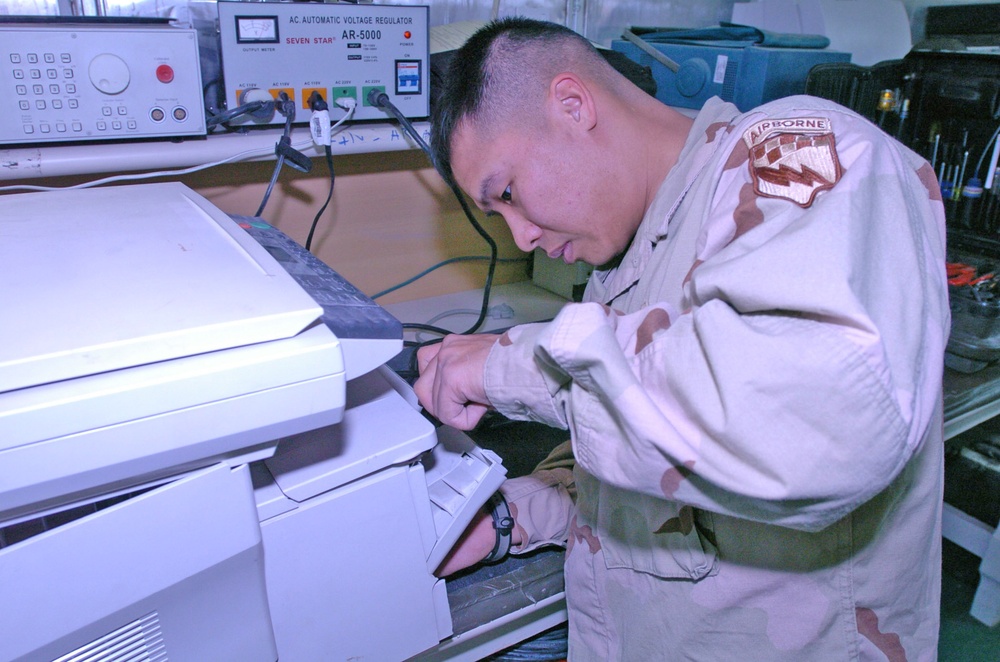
[{"xmin": 249, "ymin": 366, "xmax": 508, "ymax": 660}]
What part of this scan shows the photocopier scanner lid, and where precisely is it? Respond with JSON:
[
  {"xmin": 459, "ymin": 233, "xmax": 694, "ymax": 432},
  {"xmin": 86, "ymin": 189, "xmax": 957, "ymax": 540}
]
[{"xmin": 0, "ymin": 182, "xmax": 324, "ymax": 393}]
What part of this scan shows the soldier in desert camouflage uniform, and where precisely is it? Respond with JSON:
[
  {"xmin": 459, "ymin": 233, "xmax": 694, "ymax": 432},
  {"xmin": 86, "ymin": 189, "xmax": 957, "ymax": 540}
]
[{"xmin": 417, "ymin": 17, "xmax": 949, "ymax": 661}]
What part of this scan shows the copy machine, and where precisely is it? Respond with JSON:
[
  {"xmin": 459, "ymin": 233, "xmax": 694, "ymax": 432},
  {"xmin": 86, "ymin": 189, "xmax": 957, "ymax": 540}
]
[{"xmin": 0, "ymin": 182, "xmax": 506, "ymax": 661}]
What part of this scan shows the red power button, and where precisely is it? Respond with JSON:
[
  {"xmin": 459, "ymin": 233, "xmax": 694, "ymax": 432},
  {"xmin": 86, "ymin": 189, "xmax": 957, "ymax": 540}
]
[{"xmin": 156, "ymin": 64, "xmax": 174, "ymax": 84}]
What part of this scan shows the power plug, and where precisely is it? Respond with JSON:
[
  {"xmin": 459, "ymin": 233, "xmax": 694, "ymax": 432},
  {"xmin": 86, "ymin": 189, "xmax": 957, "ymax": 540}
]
[
  {"xmin": 335, "ymin": 97, "xmax": 358, "ymax": 112},
  {"xmin": 308, "ymin": 91, "xmax": 332, "ymax": 146}
]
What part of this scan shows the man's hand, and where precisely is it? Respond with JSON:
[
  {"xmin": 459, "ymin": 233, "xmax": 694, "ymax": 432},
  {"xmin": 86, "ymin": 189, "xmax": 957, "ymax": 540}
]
[
  {"xmin": 434, "ymin": 507, "xmax": 497, "ymax": 577},
  {"xmin": 414, "ymin": 333, "xmax": 499, "ymax": 430}
]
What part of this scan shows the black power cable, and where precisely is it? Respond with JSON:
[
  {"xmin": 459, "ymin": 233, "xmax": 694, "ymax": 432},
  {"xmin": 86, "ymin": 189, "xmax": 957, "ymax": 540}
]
[
  {"xmin": 256, "ymin": 93, "xmax": 313, "ymax": 218},
  {"xmin": 367, "ymin": 89, "xmax": 500, "ymax": 342},
  {"xmin": 305, "ymin": 91, "xmax": 336, "ymax": 253},
  {"xmin": 205, "ymin": 99, "xmax": 273, "ymax": 129}
]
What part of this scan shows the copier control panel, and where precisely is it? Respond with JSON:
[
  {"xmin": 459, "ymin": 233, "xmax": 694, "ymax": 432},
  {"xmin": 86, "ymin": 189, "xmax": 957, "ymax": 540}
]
[
  {"xmin": 217, "ymin": 1, "xmax": 429, "ymax": 124},
  {"xmin": 0, "ymin": 20, "xmax": 205, "ymax": 145}
]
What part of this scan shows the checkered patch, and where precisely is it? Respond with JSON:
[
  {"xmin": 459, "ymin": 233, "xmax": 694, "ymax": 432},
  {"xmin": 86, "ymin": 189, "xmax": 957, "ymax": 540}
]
[{"xmin": 742, "ymin": 117, "xmax": 841, "ymax": 207}]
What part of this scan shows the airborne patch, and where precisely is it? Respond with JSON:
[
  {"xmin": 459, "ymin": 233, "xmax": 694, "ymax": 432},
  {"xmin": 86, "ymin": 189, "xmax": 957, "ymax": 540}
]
[{"xmin": 742, "ymin": 116, "xmax": 842, "ymax": 208}]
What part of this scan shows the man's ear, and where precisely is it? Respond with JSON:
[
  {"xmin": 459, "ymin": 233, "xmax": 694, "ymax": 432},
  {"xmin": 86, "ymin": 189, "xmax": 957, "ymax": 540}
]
[{"xmin": 549, "ymin": 73, "xmax": 597, "ymax": 131}]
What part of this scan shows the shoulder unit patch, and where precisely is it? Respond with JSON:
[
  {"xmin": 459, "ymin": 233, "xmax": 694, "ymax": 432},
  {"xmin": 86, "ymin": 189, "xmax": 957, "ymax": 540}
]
[{"xmin": 742, "ymin": 116, "xmax": 842, "ymax": 208}]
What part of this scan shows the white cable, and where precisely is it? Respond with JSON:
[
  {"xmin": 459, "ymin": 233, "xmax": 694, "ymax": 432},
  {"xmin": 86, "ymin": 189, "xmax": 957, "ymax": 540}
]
[
  {"xmin": 979, "ymin": 123, "xmax": 1000, "ymax": 190},
  {"xmin": 310, "ymin": 98, "xmax": 356, "ymax": 148},
  {"xmin": 414, "ymin": 304, "xmax": 515, "ymax": 343},
  {"xmin": 311, "ymin": 108, "xmax": 333, "ymax": 146},
  {"xmin": 1, "ymin": 101, "xmax": 359, "ymax": 194},
  {"xmin": 0, "ymin": 137, "xmax": 308, "ymax": 193},
  {"xmin": 332, "ymin": 99, "xmax": 357, "ymax": 131},
  {"xmin": 0, "ymin": 127, "xmax": 377, "ymax": 195}
]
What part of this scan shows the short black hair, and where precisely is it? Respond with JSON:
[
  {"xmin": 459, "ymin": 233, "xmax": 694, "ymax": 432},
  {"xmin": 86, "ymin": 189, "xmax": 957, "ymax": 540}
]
[{"xmin": 429, "ymin": 17, "xmax": 602, "ymax": 187}]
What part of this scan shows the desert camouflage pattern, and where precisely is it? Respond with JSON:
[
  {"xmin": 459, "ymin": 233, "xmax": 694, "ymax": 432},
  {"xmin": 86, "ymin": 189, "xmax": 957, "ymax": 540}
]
[{"xmin": 489, "ymin": 95, "xmax": 950, "ymax": 661}]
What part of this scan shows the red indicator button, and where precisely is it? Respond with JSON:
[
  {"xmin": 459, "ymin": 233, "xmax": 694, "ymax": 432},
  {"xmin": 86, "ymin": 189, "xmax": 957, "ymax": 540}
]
[
  {"xmin": 156, "ymin": 64, "xmax": 174, "ymax": 84},
  {"xmin": 404, "ymin": 31, "xmax": 411, "ymax": 39}
]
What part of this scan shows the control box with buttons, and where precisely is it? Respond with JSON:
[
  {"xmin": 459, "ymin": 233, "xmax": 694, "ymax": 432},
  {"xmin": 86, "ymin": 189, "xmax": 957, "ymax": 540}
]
[
  {"xmin": 217, "ymin": 2, "xmax": 429, "ymax": 125},
  {"xmin": 0, "ymin": 20, "xmax": 206, "ymax": 146}
]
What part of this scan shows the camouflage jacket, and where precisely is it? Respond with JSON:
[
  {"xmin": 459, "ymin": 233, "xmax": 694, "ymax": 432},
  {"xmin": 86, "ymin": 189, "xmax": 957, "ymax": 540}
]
[{"xmin": 488, "ymin": 95, "xmax": 950, "ymax": 661}]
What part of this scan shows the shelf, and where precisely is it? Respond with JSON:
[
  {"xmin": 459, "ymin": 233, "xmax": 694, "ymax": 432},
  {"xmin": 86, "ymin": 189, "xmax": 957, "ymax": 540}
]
[
  {"xmin": 942, "ymin": 363, "xmax": 1000, "ymax": 627},
  {"xmin": 944, "ymin": 362, "xmax": 1000, "ymax": 440},
  {"xmin": 0, "ymin": 120, "xmax": 428, "ymax": 181}
]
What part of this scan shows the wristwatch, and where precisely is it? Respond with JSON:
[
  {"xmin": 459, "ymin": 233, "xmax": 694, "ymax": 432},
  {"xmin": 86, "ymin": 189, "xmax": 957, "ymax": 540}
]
[{"xmin": 482, "ymin": 491, "xmax": 515, "ymax": 564}]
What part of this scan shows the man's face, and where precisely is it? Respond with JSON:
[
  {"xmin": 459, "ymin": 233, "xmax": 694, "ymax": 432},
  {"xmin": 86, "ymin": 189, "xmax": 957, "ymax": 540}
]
[{"xmin": 449, "ymin": 118, "xmax": 640, "ymax": 267}]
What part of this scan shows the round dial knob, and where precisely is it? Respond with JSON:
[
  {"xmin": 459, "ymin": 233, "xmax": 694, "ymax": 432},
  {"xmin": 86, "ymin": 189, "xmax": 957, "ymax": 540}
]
[
  {"xmin": 676, "ymin": 59, "xmax": 710, "ymax": 98},
  {"xmin": 89, "ymin": 53, "xmax": 131, "ymax": 95}
]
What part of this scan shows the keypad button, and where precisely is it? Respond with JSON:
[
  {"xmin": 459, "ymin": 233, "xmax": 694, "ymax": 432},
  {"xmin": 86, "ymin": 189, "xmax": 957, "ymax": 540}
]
[
  {"xmin": 63, "ymin": 69, "xmax": 73, "ymax": 78},
  {"xmin": 71, "ymin": 121, "xmax": 82, "ymax": 132},
  {"xmin": 19, "ymin": 100, "xmax": 29, "ymax": 110},
  {"xmin": 35, "ymin": 99, "xmax": 46, "ymax": 110},
  {"xmin": 44, "ymin": 53, "xmax": 55, "ymax": 63},
  {"xmin": 117, "ymin": 106, "xmax": 127, "ymax": 115},
  {"xmin": 13, "ymin": 69, "xmax": 23, "ymax": 79},
  {"xmin": 23, "ymin": 124, "xmax": 34, "ymax": 134},
  {"xmin": 30, "ymin": 69, "xmax": 41, "ymax": 79},
  {"xmin": 33, "ymin": 84, "xmax": 43, "ymax": 95},
  {"xmin": 102, "ymin": 107, "xmax": 112, "ymax": 116},
  {"xmin": 60, "ymin": 53, "xmax": 71, "ymax": 63},
  {"xmin": 68, "ymin": 99, "xmax": 78, "ymax": 109},
  {"xmin": 49, "ymin": 84, "xmax": 59, "ymax": 94},
  {"xmin": 47, "ymin": 69, "xmax": 57, "ymax": 79},
  {"xmin": 127, "ymin": 120, "xmax": 137, "ymax": 129},
  {"xmin": 56, "ymin": 122, "xmax": 66, "ymax": 132},
  {"xmin": 52, "ymin": 99, "xmax": 63, "ymax": 109},
  {"xmin": 10, "ymin": 54, "xmax": 21, "ymax": 64},
  {"xmin": 66, "ymin": 84, "xmax": 76, "ymax": 94},
  {"xmin": 27, "ymin": 54, "xmax": 38, "ymax": 64},
  {"xmin": 39, "ymin": 123, "xmax": 50, "ymax": 133},
  {"xmin": 97, "ymin": 121, "xmax": 107, "ymax": 130},
  {"xmin": 16, "ymin": 84, "xmax": 26, "ymax": 95},
  {"xmin": 112, "ymin": 120, "xmax": 122, "ymax": 130}
]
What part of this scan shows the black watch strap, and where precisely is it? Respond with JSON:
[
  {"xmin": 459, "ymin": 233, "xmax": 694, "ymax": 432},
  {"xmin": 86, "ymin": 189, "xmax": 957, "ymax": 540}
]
[{"xmin": 482, "ymin": 491, "xmax": 514, "ymax": 564}]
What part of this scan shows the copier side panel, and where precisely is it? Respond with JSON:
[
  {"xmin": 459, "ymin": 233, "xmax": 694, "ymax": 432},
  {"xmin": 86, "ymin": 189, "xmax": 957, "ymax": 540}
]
[
  {"xmin": 0, "ymin": 464, "xmax": 277, "ymax": 662},
  {"xmin": 253, "ymin": 367, "xmax": 510, "ymax": 659},
  {"xmin": 258, "ymin": 462, "xmax": 449, "ymax": 661}
]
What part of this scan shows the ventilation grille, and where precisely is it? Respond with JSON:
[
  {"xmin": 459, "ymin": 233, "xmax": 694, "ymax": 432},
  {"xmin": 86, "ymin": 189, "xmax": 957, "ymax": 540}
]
[
  {"xmin": 53, "ymin": 612, "xmax": 167, "ymax": 662},
  {"xmin": 721, "ymin": 60, "xmax": 739, "ymax": 102}
]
